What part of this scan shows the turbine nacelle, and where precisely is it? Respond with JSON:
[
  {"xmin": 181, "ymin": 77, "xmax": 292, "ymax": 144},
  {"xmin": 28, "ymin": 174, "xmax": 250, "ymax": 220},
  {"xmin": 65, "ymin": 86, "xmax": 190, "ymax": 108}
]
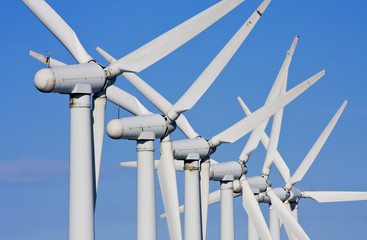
[
  {"xmin": 209, "ymin": 161, "xmax": 244, "ymax": 181},
  {"xmin": 262, "ymin": 187, "xmax": 290, "ymax": 203},
  {"xmin": 288, "ymin": 187, "xmax": 303, "ymax": 203},
  {"xmin": 106, "ymin": 114, "xmax": 176, "ymax": 140},
  {"xmin": 34, "ymin": 63, "xmax": 114, "ymax": 94},
  {"xmin": 171, "ymin": 138, "xmax": 214, "ymax": 160}
]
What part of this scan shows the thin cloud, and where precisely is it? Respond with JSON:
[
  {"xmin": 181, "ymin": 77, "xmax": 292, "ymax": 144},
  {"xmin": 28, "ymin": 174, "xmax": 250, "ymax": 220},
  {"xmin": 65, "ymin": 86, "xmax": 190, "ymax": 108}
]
[{"xmin": 0, "ymin": 158, "xmax": 69, "ymax": 184}]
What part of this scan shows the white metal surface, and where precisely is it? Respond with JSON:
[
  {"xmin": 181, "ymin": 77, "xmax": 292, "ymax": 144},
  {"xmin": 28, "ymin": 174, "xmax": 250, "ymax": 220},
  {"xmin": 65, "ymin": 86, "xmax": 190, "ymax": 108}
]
[
  {"xmin": 220, "ymin": 181, "xmax": 235, "ymax": 240},
  {"xmin": 302, "ymin": 191, "xmax": 367, "ymax": 202},
  {"xmin": 158, "ymin": 136, "xmax": 182, "ymax": 240},
  {"xmin": 184, "ymin": 161, "xmax": 202, "ymax": 240},
  {"xmin": 106, "ymin": 85, "xmax": 151, "ymax": 116},
  {"xmin": 92, "ymin": 94, "xmax": 106, "ymax": 192},
  {"xmin": 69, "ymin": 94, "xmax": 95, "ymax": 240},
  {"xmin": 267, "ymin": 189, "xmax": 310, "ymax": 240},
  {"xmin": 248, "ymin": 220, "xmax": 259, "ymax": 240},
  {"xmin": 269, "ymin": 204, "xmax": 281, "ymax": 240},
  {"xmin": 200, "ymin": 160, "xmax": 210, "ymax": 240},
  {"xmin": 136, "ymin": 140, "xmax": 157, "ymax": 240},
  {"xmin": 241, "ymin": 177, "xmax": 272, "ymax": 240}
]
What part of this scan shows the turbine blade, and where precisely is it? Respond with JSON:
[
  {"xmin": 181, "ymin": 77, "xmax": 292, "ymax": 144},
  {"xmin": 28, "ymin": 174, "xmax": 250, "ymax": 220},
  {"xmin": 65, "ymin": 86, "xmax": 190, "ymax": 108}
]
[
  {"xmin": 267, "ymin": 189, "xmax": 310, "ymax": 240},
  {"xmin": 22, "ymin": 0, "xmax": 93, "ymax": 63},
  {"xmin": 29, "ymin": 50, "xmax": 67, "ymax": 67},
  {"xmin": 239, "ymin": 36, "xmax": 298, "ymax": 162},
  {"xmin": 120, "ymin": 160, "xmax": 184, "ymax": 171},
  {"xmin": 237, "ymin": 96, "xmax": 291, "ymax": 182},
  {"xmin": 92, "ymin": 94, "xmax": 106, "ymax": 192},
  {"xmin": 241, "ymin": 178, "xmax": 272, "ymax": 240},
  {"xmin": 286, "ymin": 100, "xmax": 348, "ymax": 190},
  {"xmin": 261, "ymin": 108, "xmax": 284, "ymax": 177},
  {"xmin": 121, "ymin": 160, "xmax": 159, "ymax": 169},
  {"xmin": 96, "ymin": 46, "xmax": 116, "ymax": 63},
  {"xmin": 105, "ymin": 85, "xmax": 152, "ymax": 116},
  {"xmin": 166, "ymin": 0, "xmax": 271, "ymax": 121},
  {"xmin": 210, "ymin": 70, "xmax": 326, "ymax": 147},
  {"xmin": 107, "ymin": 0, "xmax": 247, "ymax": 75},
  {"xmin": 200, "ymin": 161, "xmax": 210, "ymax": 240},
  {"xmin": 158, "ymin": 139, "xmax": 182, "ymax": 240},
  {"xmin": 302, "ymin": 191, "xmax": 367, "ymax": 203},
  {"xmin": 123, "ymin": 72, "xmax": 200, "ymax": 139}
]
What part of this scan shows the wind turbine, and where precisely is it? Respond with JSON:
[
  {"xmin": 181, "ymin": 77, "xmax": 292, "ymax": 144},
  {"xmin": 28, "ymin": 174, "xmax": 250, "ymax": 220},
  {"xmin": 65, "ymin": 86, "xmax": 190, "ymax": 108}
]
[
  {"xmin": 22, "ymin": 0, "xmax": 250, "ymax": 239},
  {"xmin": 103, "ymin": 1, "xmax": 272, "ymax": 238},
  {"xmin": 239, "ymin": 93, "xmax": 363, "ymax": 240},
  {"xmin": 125, "ymin": 51, "xmax": 324, "ymax": 240},
  {"xmin": 161, "ymin": 35, "xmax": 302, "ymax": 240}
]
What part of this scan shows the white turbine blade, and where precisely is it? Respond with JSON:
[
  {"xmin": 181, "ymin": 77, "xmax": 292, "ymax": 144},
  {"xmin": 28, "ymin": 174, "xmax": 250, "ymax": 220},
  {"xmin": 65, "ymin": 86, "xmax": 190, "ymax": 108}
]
[
  {"xmin": 105, "ymin": 85, "xmax": 151, "ymax": 116},
  {"xmin": 158, "ymin": 139, "xmax": 182, "ymax": 240},
  {"xmin": 92, "ymin": 94, "xmax": 106, "ymax": 192},
  {"xmin": 267, "ymin": 189, "xmax": 310, "ymax": 240},
  {"xmin": 123, "ymin": 72, "xmax": 200, "ymax": 139},
  {"xmin": 22, "ymin": 0, "xmax": 93, "ymax": 64},
  {"xmin": 302, "ymin": 191, "xmax": 367, "ymax": 203},
  {"xmin": 166, "ymin": 0, "xmax": 271, "ymax": 121},
  {"xmin": 237, "ymin": 96, "xmax": 291, "ymax": 182},
  {"xmin": 96, "ymin": 46, "xmax": 116, "ymax": 63},
  {"xmin": 241, "ymin": 178, "xmax": 272, "ymax": 240},
  {"xmin": 210, "ymin": 70, "xmax": 326, "ymax": 147},
  {"xmin": 261, "ymin": 65, "xmax": 287, "ymax": 177},
  {"xmin": 286, "ymin": 100, "xmax": 348, "ymax": 189},
  {"xmin": 29, "ymin": 50, "xmax": 67, "ymax": 67},
  {"xmin": 97, "ymin": 47, "xmax": 198, "ymax": 138},
  {"xmin": 120, "ymin": 160, "xmax": 184, "ymax": 171},
  {"xmin": 261, "ymin": 108, "xmax": 284, "ymax": 177},
  {"xmin": 239, "ymin": 36, "xmax": 298, "ymax": 162},
  {"xmin": 107, "ymin": 0, "xmax": 246, "ymax": 75},
  {"xmin": 200, "ymin": 161, "xmax": 210, "ymax": 240}
]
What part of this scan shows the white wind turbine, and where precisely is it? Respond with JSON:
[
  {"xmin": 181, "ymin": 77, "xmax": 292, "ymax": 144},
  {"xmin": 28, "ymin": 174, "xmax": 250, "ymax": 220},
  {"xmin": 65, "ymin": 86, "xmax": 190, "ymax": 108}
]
[
  {"xmin": 22, "ymin": 0, "xmax": 251, "ymax": 239},
  {"xmin": 102, "ymin": 1, "xmax": 272, "ymax": 238},
  {"xmin": 161, "ymin": 35, "xmax": 304, "ymax": 240},
  {"xmin": 124, "ymin": 42, "xmax": 325, "ymax": 240},
  {"xmin": 239, "ymin": 91, "xmax": 367, "ymax": 240}
]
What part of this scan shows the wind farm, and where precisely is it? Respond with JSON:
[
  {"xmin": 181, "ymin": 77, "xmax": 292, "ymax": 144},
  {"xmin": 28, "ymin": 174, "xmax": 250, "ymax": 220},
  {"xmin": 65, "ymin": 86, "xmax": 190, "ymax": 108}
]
[{"xmin": 1, "ymin": 0, "xmax": 367, "ymax": 239}]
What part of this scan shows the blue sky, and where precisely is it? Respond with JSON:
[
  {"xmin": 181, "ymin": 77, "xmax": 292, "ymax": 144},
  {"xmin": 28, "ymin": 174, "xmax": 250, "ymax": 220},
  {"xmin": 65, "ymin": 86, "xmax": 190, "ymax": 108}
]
[{"xmin": 1, "ymin": 0, "xmax": 367, "ymax": 239}]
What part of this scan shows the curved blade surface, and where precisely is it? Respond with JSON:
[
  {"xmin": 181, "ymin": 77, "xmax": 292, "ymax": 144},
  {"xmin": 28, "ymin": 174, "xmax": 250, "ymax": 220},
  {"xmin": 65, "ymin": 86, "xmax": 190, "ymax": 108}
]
[
  {"xmin": 167, "ymin": 0, "xmax": 271, "ymax": 121},
  {"xmin": 286, "ymin": 100, "xmax": 347, "ymax": 189},
  {"xmin": 241, "ymin": 178, "xmax": 272, "ymax": 240},
  {"xmin": 92, "ymin": 94, "xmax": 106, "ymax": 192},
  {"xmin": 210, "ymin": 70, "xmax": 325, "ymax": 147},
  {"xmin": 267, "ymin": 189, "xmax": 310, "ymax": 240},
  {"xmin": 302, "ymin": 191, "xmax": 367, "ymax": 203},
  {"xmin": 158, "ymin": 139, "xmax": 182, "ymax": 240},
  {"xmin": 105, "ymin": 85, "xmax": 151, "ymax": 116},
  {"xmin": 22, "ymin": 0, "xmax": 93, "ymax": 63},
  {"xmin": 108, "ymin": 0, "xmax": 246, "ymax": 75}
]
